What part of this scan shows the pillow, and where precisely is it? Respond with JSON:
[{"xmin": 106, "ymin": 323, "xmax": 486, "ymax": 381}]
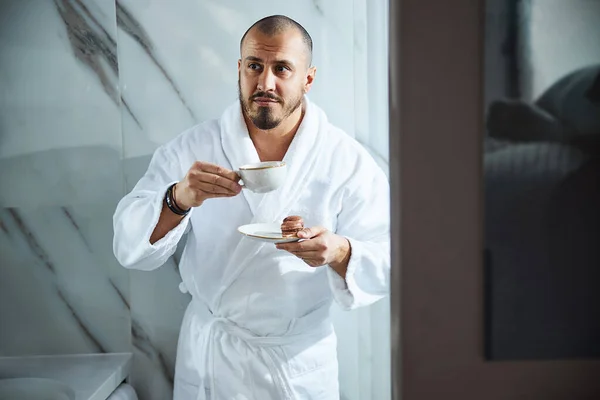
[
  {"xmin": 535, "ymin": 65, "xmax": 600, "ymax": 138},
  {"xmin": 486, "ymin": 99, "xmax": 566, "ymax": 142}
]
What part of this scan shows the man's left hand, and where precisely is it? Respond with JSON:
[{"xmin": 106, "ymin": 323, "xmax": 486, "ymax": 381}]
[{"xmin": 275, "ymin": 226, "xmax": 351, "ymax": 278}]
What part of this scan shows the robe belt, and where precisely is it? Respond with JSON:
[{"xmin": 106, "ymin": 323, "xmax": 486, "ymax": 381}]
[{"xmin": 187, "ymin": 295, "xmax": 332, "ymax": 400}]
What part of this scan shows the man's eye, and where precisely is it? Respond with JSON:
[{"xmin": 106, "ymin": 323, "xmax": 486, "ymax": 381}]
[
  {"xmin": 249, "ymin": 63, "xmax": 261, "ymax": 70},
  {"xmin": 276, "ymin": 66, "xmax": 289, "ymax": 72}
]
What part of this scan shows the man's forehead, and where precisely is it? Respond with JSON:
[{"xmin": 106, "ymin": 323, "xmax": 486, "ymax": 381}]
[
  {"xmin": 241, "ymin": 31, "xmax": 308, "ymax": 63},
  {"xmin": 242, "ymin": 45, "xmax": 302, "ymax": 65},
  {"xmin": 244, "ymin": 55, "xmax": 296, "ymax": 66}
]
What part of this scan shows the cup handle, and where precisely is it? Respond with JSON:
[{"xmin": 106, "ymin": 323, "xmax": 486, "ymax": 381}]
[{"xmin": 234, "ymin": 170, "xmax": 246, "ymax": 188}]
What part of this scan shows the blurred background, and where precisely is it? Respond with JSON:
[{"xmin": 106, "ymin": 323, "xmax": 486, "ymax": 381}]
[{"xmin": 483, "ymin": 0, "xmax": 600, "ymax": 360}]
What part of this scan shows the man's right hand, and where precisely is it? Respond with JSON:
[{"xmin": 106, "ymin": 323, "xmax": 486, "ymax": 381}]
[{"xmin": 173, "ymin": 161, "xmax": 242, "ymax": 209}]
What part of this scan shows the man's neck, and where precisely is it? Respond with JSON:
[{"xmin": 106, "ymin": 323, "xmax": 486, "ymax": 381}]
[{"xmin": 244, "ymin": 102, "xmax": 305, "ymax": 162}]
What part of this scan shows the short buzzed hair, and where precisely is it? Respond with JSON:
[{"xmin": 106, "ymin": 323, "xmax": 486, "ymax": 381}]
[{"xmin": 240, "ymin": 15, "xmax": 313, "ymax": 66}]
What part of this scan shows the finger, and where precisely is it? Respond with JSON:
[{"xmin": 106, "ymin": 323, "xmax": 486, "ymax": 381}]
[
  {"xmin": 276, "ymin": 240, "xmax": 311, "ymax": 252},
  {"xmin": 297, "ymin": 226, "xmax": 328, "ymax": 239},
  {"xmin": 276, "ymin": 240, "xmax": 326, "ymax": 253},
  {"xmin": 290, "ymin": 251, "xmax": 322, "ymax": 259},
  {"xmin": 275, "ymin": 241, "xmax": 318, "ymax": 253},
  {"xmin": 275, "ymin": 244, "xmax": 324, "ymax": 254},
  {"xmin": 276, "ymin": 243, "xmax": 296, "ymax": 252},
  {"xmin": 194, "ymin": 172, "xmax": 241, "ymax": 193},
  {"xmin": 196, "ymin": 181, "xmax": 241, "ymax": 196},
  {"xmin": 204, "ymin": 193, "xmax": 237, "ymax": 200},
  {"xmin": 194, "ymin": 161, "xmax": 240, "ymax": 182}
]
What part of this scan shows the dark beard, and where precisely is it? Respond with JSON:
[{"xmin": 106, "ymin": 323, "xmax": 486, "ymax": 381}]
[{"xmin": 238, "ymin": 81, "xmax": 303, "ymax": 130}]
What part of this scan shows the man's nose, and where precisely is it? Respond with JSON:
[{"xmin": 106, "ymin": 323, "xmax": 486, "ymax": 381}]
[{"xmin": 257, "ymin": 69, "xmax": 276, "ymax": 92}]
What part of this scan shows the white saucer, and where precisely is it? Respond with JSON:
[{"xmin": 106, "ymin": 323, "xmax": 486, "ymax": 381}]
[{"xmin": 237, "ymin": 223, "xmax": 301, "ymax": 244}]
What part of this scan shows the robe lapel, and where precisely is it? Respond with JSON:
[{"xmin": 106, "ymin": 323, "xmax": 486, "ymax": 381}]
[
  {"xmin": 219, "ymin": 101, "xmax": 264, "ymax": 217},
  {"xmin": 252, "ymin": 98, "xmax": 325, "ymax": 223},
  {"xmin": 215, "ymin": 97, "xmax": 328, "ymax": 310}
]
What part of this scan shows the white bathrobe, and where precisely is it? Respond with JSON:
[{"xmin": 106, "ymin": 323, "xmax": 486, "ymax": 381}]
[{"xmin": 113, "ymin": 97, "xmax": 390, "ymax": 400}]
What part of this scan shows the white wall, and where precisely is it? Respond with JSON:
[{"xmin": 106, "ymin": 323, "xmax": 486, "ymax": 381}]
[{"xmin": 0, "ymin": 1, "xmax": 391, "ymax": 399}]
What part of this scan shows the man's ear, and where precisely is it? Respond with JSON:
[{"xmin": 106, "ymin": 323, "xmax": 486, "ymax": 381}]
[{"xmin": 304, "ymin": 66, "xmax": 317, "ymax": 93}]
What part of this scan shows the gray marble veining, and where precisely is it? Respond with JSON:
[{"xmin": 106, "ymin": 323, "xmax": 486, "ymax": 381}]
[
  {"xmin": 116, "ymin": 1, "xmax": 197, "ymax": 122},
  {"xmin": 54, "ymin": 0, "xmax": 141, "ymax": 127},
  {"xmin": 0, "ymin": 1, "xmax": 389, "ymax": 399}
]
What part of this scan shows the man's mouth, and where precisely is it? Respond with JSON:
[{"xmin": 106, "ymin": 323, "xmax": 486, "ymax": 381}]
[{"xmin": 252, "ymin": 96, "xmax": 280, "ymax": 106}]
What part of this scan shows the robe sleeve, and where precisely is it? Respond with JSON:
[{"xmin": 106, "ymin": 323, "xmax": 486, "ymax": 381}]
[
  {"xmin": 112, "ymin": 145, "xmax": 192, "ymax": 271},
  {"xmin": 327, "ymin": 153, "xmax": 391, "ymax": 310}
]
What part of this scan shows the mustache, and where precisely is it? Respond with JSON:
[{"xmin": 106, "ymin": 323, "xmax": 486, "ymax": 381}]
[{"xmin": 250, "ymin": 92, "xmax": 282, "ymax": 102}]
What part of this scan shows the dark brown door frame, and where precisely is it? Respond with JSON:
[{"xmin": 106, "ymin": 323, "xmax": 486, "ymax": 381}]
[{"xmin": 389, "ymin": 0, "xmax": 600, "ymax": 399}]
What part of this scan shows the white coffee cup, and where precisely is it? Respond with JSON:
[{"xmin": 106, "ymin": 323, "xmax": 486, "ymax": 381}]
[{"xmin": 235, "ymin": 161, "xmax": 287, "ymax": 193}]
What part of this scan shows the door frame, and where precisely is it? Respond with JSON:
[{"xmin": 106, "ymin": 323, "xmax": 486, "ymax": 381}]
[{"xmin": 388, "ymin": 0, "xmax": 600, "ymax": 399}]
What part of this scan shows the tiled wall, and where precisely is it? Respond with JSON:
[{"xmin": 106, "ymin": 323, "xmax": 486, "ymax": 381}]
[
  {"xmin": 0, "ymin": 0, "xmax": 130, "ymax": 357},
  {"xmin": 0, "ymin": 1, "xmax": 389, "ymax": 399}
]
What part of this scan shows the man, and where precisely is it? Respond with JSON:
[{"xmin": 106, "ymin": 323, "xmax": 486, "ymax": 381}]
[{"xmin": 113, "ymin": 15, "xmax": 389, "ymax": 400}]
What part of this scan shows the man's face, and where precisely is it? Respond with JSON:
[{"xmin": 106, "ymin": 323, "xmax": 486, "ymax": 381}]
[{"xmin": 238, "ymin": 29, "xmax": 315, "ymax": 130}]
